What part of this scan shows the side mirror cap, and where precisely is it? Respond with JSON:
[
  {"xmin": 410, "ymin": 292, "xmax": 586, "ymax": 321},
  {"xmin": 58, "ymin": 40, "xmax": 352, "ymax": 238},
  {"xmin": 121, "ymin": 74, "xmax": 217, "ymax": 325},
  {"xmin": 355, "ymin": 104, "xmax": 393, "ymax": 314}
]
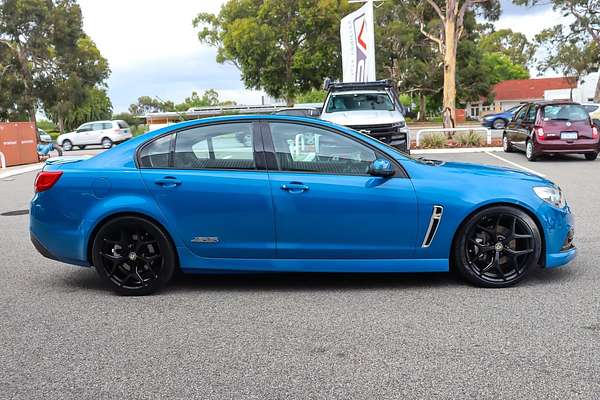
[{"xmin": 368, "ymin": 159, "xmax": 395, "ymax": 177}]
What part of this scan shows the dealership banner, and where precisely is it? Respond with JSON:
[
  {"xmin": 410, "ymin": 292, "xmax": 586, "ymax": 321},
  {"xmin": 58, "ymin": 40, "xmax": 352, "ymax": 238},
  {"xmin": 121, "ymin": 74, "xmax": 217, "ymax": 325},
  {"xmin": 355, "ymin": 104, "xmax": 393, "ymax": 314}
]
[{"xmin": 340, "ymin": 1, "xmax": 376, "ymax": 82}]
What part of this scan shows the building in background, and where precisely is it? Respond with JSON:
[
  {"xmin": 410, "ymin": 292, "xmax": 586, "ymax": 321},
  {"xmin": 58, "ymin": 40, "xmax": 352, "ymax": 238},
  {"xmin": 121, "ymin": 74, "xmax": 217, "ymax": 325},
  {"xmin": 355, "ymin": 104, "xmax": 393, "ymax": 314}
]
[{"xmin": 466, "ymin": 72, "xmax": 599, "ymax": 119}]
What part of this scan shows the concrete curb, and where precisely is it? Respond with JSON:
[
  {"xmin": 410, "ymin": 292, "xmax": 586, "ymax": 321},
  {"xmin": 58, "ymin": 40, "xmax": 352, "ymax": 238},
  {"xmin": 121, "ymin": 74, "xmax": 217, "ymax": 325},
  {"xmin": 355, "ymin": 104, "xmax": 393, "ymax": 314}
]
[
  {"xmin": 0, "ymin": 163, "xmax": 44, "ymax": 179},
  {"xmin": 411, "ymin": 147, "xmax": 503, "ymax": 154}
]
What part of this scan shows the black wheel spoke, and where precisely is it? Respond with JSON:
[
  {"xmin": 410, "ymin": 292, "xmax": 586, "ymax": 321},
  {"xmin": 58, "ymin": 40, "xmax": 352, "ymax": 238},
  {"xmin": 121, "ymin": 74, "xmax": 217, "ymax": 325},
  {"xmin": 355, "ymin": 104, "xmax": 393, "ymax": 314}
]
[{"xmin": 464, "ymin": 210, "xmax": 538, "ymax": 285}]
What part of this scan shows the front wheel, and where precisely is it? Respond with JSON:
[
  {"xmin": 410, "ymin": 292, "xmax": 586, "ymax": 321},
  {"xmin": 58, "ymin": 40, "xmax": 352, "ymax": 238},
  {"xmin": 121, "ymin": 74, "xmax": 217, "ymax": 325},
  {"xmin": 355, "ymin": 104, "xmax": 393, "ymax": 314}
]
[
  {"xmin": 502, "ymin": 134, "xmax": 513, "ymax": 153},
  {"xmin": 585, "ymin": 152, "xmax": 598, "ymax": 161},
  {"xmin": 91, "ymin": 216, "xmax": 176, "ymax": 295},
  {"xmin": 453, "ymin": 206, "xmax": 542, "ymax": 288}
]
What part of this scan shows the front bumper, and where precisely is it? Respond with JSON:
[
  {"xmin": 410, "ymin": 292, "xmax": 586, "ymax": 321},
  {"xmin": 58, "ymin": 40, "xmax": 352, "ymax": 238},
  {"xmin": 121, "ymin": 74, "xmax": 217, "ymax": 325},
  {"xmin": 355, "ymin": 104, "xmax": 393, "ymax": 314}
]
[{"xmin": 541, "ymin": 203, "xmax": 576, "ymax": 269}]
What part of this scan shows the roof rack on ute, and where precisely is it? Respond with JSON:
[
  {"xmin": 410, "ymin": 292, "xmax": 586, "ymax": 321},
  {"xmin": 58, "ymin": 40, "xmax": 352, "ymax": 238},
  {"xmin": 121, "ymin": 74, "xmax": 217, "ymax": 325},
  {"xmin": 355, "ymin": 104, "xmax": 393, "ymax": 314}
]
[{"xmin": 323, "ymin": 78, "xmax": 395, "ymax": 92}]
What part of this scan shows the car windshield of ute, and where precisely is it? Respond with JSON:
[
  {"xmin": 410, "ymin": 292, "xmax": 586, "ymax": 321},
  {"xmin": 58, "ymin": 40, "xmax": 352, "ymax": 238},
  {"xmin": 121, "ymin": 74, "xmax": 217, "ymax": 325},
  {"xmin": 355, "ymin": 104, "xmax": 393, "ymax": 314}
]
[
  {"xmin": 326, "ymin": 92, "xmax": 395, "ymax": 113},
  {"xmin": 543, "ymin": 104, "xmax": 589, "ymax": 121}
]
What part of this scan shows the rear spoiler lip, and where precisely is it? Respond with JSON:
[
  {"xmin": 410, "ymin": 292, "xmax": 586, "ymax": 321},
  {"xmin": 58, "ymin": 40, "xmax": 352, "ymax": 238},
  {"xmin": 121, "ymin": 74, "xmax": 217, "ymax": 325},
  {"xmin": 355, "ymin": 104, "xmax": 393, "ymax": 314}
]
[{"xmin": 45, "ymin": 155, "xmax": 93, "ymax": 166}]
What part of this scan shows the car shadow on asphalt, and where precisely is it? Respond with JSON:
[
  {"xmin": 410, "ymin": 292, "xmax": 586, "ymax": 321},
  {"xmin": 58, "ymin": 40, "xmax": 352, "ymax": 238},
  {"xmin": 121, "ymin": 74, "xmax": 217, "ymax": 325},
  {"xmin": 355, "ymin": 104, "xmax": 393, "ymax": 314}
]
[{"xmin": 55, "ymin": 264, "xmax": 577, "ymax": 295}]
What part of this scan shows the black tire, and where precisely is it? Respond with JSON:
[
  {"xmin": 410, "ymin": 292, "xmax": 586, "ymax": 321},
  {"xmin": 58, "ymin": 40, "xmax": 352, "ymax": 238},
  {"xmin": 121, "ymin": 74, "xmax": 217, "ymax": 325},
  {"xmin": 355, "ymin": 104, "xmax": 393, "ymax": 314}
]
[
  {"xmin": 502, "ymin": 134, "xmax": 513, "ymax": 153},
  {"xmin": 101, "ymin": 137, "xmax": 113, "ymax": 149},
  {"xmin": 492, "ymin": 119, "xmax": 507, "ymax": 130},
  {"xmin": 62, "ymin": 139, "xmax": 72, "ymax": 151},
  {"xmin": 525, "ymin": 139, "xmax": 537, "ymax": 161},
  {"xmin": 78, "ymin": 145, "xmax": 86, "ymax": 150},
  {"xmin": 584, "ymin": 152, "xmax": 598, "ymax": 161},
  {"xmin": 453, "ymin": 206, "xmax": 542, "ymax": 288},
  {"xmin": 91, "ymin": 216, "xmax": 176, "ymax": 295}
]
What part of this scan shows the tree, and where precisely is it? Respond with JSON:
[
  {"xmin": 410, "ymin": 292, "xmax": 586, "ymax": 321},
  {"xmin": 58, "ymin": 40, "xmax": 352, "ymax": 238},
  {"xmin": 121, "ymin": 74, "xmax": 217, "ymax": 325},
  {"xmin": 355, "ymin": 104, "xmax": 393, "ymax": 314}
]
[
  {"xmin": 514, "ymin": 0, "xmax": 600, "ymax": 101},
  {"xmin": 194, "ymin": 0, "xmax": 351, "ymax": 105},
  {"xmin": 129, "ymin": 96, "xmax": 174, "ymax": 115},
  {"xmin": 174, "ymin": 89, "xmax": 225, "ymax": 111},
  {"xmin": 402, "ymin": 0, "xmax": 500, "ymax": 127},
  {"xmin": 376, "ymin": 1, "xmax": 442, "ymax": 120},
  {"xmin": 0, "ymin": 0, "xmax": 109, "ymax": 125},
  {"xmin": 49, "ymin": 87, "xmax": 112, "ymax": 132},
  {"xmin": 41, "ymin": 35, "xmax": 110, "ymax": 133},
  {"xmin": 478, "ymin": 28, "xmax": 535, "ymax": 68}
]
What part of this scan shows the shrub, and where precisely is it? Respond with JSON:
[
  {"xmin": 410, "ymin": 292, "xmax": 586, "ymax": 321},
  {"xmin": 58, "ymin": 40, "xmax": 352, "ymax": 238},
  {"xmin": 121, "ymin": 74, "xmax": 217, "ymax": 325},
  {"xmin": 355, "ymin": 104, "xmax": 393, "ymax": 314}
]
[
  {"xmin": 421, "ymin": 133, "xmax": 448, "ymax": 148},
  {"xmin": 455, "ymin": 131, "xmax": 483, "ymax": 147}
]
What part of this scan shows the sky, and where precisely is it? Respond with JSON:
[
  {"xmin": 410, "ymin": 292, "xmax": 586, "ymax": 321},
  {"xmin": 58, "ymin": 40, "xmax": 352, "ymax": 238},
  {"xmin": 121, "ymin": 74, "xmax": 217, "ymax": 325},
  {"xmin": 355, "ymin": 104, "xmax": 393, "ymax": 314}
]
[{"xmin": 77, "ymin": 0, "xmax": 563, "ymax": 113}]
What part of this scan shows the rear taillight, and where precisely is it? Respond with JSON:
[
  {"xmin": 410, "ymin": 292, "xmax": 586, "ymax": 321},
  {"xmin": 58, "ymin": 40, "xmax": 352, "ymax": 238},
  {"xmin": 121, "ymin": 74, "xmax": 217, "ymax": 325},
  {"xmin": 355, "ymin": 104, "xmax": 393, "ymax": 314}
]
[
  {"xmin": 593, "ymin": 126, "xmax": 599, "ymax": 139},
  {"xmin": 34, "ymin": 171, "xmax": 63, "ymax": 192},
  {"xmin": 535, "ymin": 127, "xmax": 545, "ymax": 140}
]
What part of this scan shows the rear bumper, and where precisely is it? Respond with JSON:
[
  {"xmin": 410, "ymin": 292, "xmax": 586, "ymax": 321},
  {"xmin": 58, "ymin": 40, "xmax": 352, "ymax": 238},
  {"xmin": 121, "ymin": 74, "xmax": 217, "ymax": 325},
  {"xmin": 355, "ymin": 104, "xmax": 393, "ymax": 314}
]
[{"xmin": 535, "ymin": 138, "xmax": 599, "ymax": 154}]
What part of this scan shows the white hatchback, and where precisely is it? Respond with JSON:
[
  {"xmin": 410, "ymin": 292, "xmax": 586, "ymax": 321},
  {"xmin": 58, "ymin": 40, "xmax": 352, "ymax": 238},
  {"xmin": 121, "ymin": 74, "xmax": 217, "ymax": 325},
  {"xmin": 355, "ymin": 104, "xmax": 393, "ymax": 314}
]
[{"xmin": 57, "ymin": 120, "xmax": 132, "ymax": 151}]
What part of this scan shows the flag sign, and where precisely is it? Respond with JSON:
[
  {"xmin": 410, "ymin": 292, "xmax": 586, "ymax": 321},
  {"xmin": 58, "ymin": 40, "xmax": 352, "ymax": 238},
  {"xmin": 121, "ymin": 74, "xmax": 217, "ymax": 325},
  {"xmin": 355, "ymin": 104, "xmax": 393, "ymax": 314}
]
[{"xmin": 340, "ymin": 1, "xmax": 376, "ymax": 82}]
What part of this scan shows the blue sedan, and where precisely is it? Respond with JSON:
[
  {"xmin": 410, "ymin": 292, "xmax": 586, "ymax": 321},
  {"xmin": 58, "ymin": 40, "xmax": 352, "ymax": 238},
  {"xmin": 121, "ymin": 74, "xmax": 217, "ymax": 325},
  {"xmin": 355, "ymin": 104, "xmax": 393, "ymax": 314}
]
[
  {"xmin": 30, "ymin": 115, "xmax": 576, "ymax": 295},
  {"xmin": 481, "ymin": 105, "xmax": 522, "ymax": 129}
]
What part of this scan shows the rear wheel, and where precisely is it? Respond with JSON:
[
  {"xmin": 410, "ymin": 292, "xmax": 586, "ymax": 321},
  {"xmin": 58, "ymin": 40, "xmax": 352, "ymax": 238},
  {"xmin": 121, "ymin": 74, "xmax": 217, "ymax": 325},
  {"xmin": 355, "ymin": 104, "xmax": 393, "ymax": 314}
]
[
  {"xmin": 492, "ymin": 119, "xmax": 507, "ymax": 130},
  {"xmin": 453, "ymin": 206, "xmax": 542, "ymax": 288},
  {"xmin": 585, "ymin": 152, "xmax": 598, "ymax": 161},
  {"xmin": 91, "ymin": 216, "xmax": 176, "ymax": 295},
  {"xmin": 525, "ymin": 139, "xmax": 537, "ymax": 161},
  {"xmin": 62, "ymin": 140, "xmax": 72, "ymax": 151}
]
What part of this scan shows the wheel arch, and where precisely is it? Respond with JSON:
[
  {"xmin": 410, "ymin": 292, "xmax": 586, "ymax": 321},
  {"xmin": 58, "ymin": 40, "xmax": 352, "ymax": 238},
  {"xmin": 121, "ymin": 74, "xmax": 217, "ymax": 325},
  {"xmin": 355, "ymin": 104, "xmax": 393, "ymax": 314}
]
[
  {"xmin": 449, "ymin": 201, "xmax": 546, "ymax": 270},
  {"xmin": 86, "ymin": 211, "xmax": 180, "ymax": 268}
]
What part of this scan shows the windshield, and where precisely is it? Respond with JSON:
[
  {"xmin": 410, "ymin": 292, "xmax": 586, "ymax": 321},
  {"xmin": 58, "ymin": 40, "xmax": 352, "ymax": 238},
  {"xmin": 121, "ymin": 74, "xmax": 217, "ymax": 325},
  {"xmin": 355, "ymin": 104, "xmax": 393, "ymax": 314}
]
[
  {"xmin": 542, "ymin": 104, "xmax": 589, "ymax": 121},
  {"xmin": 326, "ymin": 92, "xmax": 395, "ymax": 113}
]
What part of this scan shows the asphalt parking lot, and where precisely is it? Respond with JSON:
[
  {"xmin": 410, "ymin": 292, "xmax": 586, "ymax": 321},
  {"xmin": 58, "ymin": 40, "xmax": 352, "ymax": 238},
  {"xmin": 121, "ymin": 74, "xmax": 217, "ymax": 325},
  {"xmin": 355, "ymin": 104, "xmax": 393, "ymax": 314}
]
[{"xmin": 1, "ymin": 149, "xmax": 599, "ymax": 399}]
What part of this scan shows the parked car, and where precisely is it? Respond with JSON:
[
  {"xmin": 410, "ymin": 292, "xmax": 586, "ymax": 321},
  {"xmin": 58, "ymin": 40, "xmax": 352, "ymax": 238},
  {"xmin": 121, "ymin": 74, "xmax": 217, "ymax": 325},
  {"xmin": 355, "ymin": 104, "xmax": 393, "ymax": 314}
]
[
  {"xmin": 480, "ymin": 105, "xmax": 522, "ymax": 129},
  {"xmin": 274, "ymin": 106, "xmax": 321, "ymax": 118},
  {"xmin": 320, "ymin": 80, "xmax": 410, "ymax": 152},
  {"xmin": 31, "ymin": 115, "xmax": 575, "ymax": 295},
  {"xmin": 582, "ymin": 103, "xmax": 600, "ymax": 119},
  {"xmin": 57, "ymin": 120, "xmax": 132, "ymax": 151},
  {"xmin": 37, "ymin": 128, "xmax": 52, "ymax": 143},
  {"xmin": 503, "ymin": 101, "xmax": 599, "ymax": 161}
]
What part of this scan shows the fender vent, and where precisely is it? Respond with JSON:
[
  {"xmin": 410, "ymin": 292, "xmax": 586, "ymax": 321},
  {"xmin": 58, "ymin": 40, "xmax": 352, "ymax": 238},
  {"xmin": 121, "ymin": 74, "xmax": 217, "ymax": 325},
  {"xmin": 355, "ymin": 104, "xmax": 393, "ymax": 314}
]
[{"xmin": 422, "ymin": 205, "xmax": 443, "ymax": 248}]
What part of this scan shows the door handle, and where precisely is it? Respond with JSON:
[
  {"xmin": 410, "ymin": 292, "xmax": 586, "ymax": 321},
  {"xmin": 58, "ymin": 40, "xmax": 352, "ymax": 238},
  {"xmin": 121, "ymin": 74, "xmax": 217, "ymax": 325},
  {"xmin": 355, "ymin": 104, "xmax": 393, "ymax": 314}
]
[
  {"xmin": 281, "ymin": 182, "xmax": 309, "ymax": 193},
  {"xmin": 154, "ymin": 176, "xmax": 181, "ymax": 188}
]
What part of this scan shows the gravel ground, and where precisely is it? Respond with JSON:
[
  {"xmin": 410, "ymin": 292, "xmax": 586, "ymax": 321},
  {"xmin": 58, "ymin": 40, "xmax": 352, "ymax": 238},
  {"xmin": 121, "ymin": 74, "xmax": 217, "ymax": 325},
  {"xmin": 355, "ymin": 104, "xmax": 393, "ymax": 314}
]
[{"xmin": 0, "ymin": 150, "xmax": 598, "ymax": 399}]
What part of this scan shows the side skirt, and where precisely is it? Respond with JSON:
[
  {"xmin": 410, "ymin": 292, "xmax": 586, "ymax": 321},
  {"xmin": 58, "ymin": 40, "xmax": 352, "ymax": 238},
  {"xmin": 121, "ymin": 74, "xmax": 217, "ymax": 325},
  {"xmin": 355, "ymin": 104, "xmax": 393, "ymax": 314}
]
[{"xmin": 177, "ymin": 246, "xmax": 449, "ymax": 273}]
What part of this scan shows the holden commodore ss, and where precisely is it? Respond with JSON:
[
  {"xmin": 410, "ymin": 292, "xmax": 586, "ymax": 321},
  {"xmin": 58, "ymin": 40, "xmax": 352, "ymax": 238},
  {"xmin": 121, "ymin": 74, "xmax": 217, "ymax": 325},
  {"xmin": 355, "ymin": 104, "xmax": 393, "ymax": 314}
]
[{"xmin": 30, "ymin": 115, "xmax": 576, "ymax": 295}]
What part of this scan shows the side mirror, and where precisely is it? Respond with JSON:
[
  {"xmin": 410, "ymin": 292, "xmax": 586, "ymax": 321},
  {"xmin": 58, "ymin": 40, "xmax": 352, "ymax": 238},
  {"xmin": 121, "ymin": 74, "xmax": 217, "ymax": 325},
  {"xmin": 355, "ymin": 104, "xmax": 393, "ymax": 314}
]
[{"xmin": 368, "ymin": 159, "xmax": 394, "ymax": 177}]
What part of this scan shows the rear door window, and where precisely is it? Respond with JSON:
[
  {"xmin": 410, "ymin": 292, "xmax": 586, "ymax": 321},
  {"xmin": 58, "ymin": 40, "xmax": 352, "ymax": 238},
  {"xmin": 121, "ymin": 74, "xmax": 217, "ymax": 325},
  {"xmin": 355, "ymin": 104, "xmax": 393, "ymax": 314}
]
[
  {"xmin": 139, "ymin": 134, "xmax": 174, "ymax": 168},
  {"xmin": 513, "ymin": 105, "xmax": 528, "ymax": 121},
  {"xmin": 117, "ymin": 121, "xmax": 129, "ymax": 129}
]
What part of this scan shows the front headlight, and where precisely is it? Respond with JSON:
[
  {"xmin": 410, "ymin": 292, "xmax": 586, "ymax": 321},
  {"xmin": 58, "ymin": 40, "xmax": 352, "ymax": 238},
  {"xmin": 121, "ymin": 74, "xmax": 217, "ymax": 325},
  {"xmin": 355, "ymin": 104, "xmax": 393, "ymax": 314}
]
[
  {"xmin": 533, "ymin": 186, "xmax": 566, "ymax": 208},
  {"xmin": 483, "ymin": 115, "xmax": 494, "ymax": 120},
  {"xmin": 392, "ymin": 121, "xmax": 406, "ymax": 130}
]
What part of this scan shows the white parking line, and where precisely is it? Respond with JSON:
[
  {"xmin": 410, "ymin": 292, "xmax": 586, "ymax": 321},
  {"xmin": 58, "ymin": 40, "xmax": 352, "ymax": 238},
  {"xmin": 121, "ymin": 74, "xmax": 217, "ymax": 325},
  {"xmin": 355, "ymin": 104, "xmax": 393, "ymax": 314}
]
[{"xmin": 484, "ymin": 151, "xmax": 546, "ymax": 177}]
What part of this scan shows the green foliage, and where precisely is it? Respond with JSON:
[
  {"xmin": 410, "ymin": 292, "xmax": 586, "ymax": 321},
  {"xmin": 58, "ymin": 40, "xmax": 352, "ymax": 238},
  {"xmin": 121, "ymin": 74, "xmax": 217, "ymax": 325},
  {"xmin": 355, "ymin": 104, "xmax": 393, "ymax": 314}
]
[
  {"xmin": 0, "ymin": 0, "xmax": 110, "ymax": 125},
  {"xmin": 482, "ymin": 52, "xmax": 529, "ymax": 84},
  {"xmin": 36, "ymin": 119, "xmax": 58, "ymax": 132},
  {"xmin": 60, "ymin": 87, "xmax": 112, "ymax": 131},
  {"xmin": 478, "ymin": 28, "xmax": 535, "ymax": 68},
  {"xmin": 455, "ymin": 131, "xmax": 483, "ymax": 147},
  {"xmin": 112, "ymin": 112, "xmax": 141, "ymax": 127},
  {"xmin": 421, "ymin": 133, "xmax": 448, "ymax": 148},
  {"xmin": 194, "ymin": 0, "xmax": 352, "ymax": 104},
  {"xmin": 514, "ymin": 0, "xmax": 599, "ymax": 100},
  {"xmin": 296, "ymin": 89, "xmax": 326, "ymax": 104},
  {"xmin": 130, "ymin": 90, "xmax": 235, "ymax": 115}
]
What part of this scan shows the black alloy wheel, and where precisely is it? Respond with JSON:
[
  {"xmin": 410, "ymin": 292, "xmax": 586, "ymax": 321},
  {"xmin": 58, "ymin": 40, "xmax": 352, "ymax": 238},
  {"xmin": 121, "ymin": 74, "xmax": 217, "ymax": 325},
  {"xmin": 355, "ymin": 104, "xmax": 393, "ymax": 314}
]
[
  {"xmin": 92, "ymin": 216, "xmax": 176, "ymax": 295},
  {"xmin": 454, "ymin": 206, "xmax": 542, "ymax": 288}
]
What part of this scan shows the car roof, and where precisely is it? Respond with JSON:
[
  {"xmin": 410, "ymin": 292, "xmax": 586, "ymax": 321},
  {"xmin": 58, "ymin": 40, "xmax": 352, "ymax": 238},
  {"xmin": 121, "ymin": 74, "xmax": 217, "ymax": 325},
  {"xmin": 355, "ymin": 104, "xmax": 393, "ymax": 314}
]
[{"xmin": 530, "ymin": 100, "xmax": 582, "ymax": 106}]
